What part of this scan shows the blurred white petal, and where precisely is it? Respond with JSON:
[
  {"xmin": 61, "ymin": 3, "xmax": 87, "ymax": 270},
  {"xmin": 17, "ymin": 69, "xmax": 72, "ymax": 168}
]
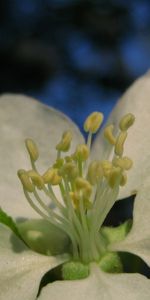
[
  {"xmin": 38, "ymin": 263, "xmax": 150, "ymax": 300},
  {"xmin": 0, "ymin": 95, "xmax": 84, "ymax": 219},
  {"xmin": 92, "ymin": 72, "xmax": 150, "ymax": 199}
]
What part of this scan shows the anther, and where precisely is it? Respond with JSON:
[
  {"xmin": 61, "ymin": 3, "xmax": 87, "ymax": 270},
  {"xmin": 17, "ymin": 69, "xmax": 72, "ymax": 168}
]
[
  {"xmin": 43, "ymin": 168, "xmax": 62, "ymax": 185},
  {"xmin": 17, "ymin": 169, "xmax": 34, "ymax": 192},
  {"xmin": 104, "ymin": 124, "xmax": 116, "ymax": 145},
  {"xmin": 53, "ymin": 158, "xmax": 64, "ymax": 169},
  {"xmin": 87, "ymin": 161, "xmax": 103, "ymax": 185},
  {"xmin": 25, "ymin": 138, "xmax": 39, "ymax": 161},
  {"xmin": 101, "ymin": 160, "xmax": 112, "ymax": 178},
  {"xmin": 120, "ymin": 173, "xmax": 127, "ymax": 186},
  {"xmin": 73, "ymin": 144, "xmax": 89, "ymax": 161},
  {"xmin": 113, "ymin": 157, "xmax": 133, "ymax": 170},
  {"xmin": 60, "ymin": 162, "xmax": 79, "ymax": 180},
  {"xmin": 115, "ymin": 131, "xmax": 127, "ymax": 157},
  {"xmin": 56, "ymin": 130, "xmax": 72, "ymax": 152},
  {"xmin": 84, "ymin": 112, "xmax": 104, "ymax": 134},
  {"xmin": 75, "ymin": 177, "xmax": 92, "ymax": 197},
  {"xmin": 119, "ymin": 113, "xmax": 135, "ymax": 131},
  {"xmin": 108, "ymin": 167, "xmax": 121, "ymax": 188},
  {"xmin": 28, "ymin": 170, "xmax": 44, "ymax": 189}
]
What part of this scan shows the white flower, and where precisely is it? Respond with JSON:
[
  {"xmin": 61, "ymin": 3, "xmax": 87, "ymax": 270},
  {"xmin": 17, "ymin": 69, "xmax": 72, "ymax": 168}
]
[{"xmin": 0, "ymin": 72, "xmax": 150, "ymax": 300}]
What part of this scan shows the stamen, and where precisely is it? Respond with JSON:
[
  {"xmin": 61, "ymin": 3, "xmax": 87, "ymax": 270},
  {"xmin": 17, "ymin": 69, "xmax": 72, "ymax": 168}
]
[
  {"xmin": 113, "ymin": 157, "xmax": 133, "ymax": 170},
  {"xmin": 119, "ymin": 113, "xmax": 135, "ymax": 131},
  {"xmin": 28, "ymin": 170, "xmax": 44, "ymax": 190},
  {"xmin": 108, "ymin": 167, "xmax": 121, "ymax": 188},
  {"xmin": 115, "ymin": 131, "xmax": 127, "ymax": 157},
  {"xmin": 87, "ymin": 161, "xmax": 103, "ymax": 185},
  {"xmin": 73, "ymin": 144, "xmax": 89, "ymax": 161},
  {"xmin": 56, "ymin": 130, "xmax": 72, "ymax": 152},
  {"xmin": 25, "ymin": 138, "xmax": 39, "ymax": 162},
  {"xmin": 43, "ymin": 168, "xmax": 62, "ymax": 185},
  {"xmin": 120, "ymin": 173, "xmax": 127, "ymax": 186},
  {"xmin": 18, "ymin": 169, "xmax": 34, "ymax": 192},
  {"xmin": 101, "ymin": 160, "xmax": 112, "ymax": 178},
  {"xmin": 104, "ymin": 124, "xmax": 116, "ymax": 145},
  {"xmin": 59, "ymin": 162, "xmax": 79, "ymax": 181},
  {"xmin": 18, "ymin": 110, "xmax": 135, "ymax": 264},
  {"xmin": 75, "ymin": 177, "xmax": 92, "ymax": 198},
  {"xmin": 84, "ymin": 112, "xmax": 104, "ymax": 134}
]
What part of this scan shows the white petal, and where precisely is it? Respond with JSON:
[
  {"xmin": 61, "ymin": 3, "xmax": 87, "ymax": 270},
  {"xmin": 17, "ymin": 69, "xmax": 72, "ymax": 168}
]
[
  {"xmin": 38, "ymin": 263, "xmax": 150, "ymax": 300},
  {"xmin": 0, "ymin": 95, "xmax": 84, "ymax": 218},
  {"xmin": 92, "ymin": 72, "xmax": 150, "ymax": 199},
  {"xmin": 110, "ymin": 176, "xmax": 150, "ymax": 266},
  {"xmin": 0, "ymin": 224, "xmax": 68, "ymax": 300}
]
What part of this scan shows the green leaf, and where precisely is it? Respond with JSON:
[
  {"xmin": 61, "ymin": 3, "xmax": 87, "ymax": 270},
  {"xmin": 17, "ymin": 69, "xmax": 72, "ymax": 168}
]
[{"xmin": 0, "ymin": 207, "xmax": 21, "ymax": 238}]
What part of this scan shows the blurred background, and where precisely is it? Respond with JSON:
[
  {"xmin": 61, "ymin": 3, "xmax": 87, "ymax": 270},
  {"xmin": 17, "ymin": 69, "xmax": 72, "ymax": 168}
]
[{"xmin": 1, "ymin": 0, "xmax": 150, "ymax": 129}]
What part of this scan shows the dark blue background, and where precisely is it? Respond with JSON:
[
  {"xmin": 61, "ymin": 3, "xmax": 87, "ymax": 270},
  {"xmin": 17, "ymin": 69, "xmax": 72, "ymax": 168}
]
[{"xmin": 0, "ymin": 0, "xmax": 150, "ymax": 130}]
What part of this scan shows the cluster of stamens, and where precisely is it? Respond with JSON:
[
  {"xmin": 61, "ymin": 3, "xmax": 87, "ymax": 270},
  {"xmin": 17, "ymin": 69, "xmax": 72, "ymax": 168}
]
[{"xmin": 18, "ymin": 111, "xmax": 135, "ymax": 263}]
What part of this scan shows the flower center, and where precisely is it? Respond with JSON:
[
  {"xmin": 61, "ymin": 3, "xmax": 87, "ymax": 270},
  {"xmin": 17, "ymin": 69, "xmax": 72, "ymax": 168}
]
[{"xmin": 18, "ymin": 112, "xmax": 134, "ymax": 264}]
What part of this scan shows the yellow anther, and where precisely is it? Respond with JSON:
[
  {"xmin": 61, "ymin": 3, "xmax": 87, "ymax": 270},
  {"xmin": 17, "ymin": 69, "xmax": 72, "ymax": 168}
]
[
  {"xmin": 60, "ymin": 162, "xmax": 79, "ymax": 180},
  {"xmin": 73, "ymin": 144, "xmax": 89, "ymax": 161},
  {"xmin": 119, "ymin": 113, "xmax": 135, "ymax": 131},
  {"xmin": 70, "ymin": 191, "xmax": 92, "ymax": 210},
  {"xmin": 75, "ymin": 177, "xmax": 92, "ymax": 197},
  {"xmin": 27, "ymin": 170, "xmax": 44, "ymax": 190},
  {"xmin": 65, "ymin": 156, "xmax": 73, "ymax": 163},
  {"xmin": 70, "ymin": 192, "xmax": 79, "ymax": 209},
  {"xmin": 101, "ymin": 160, "xmax": 113, "ymax": 178},
  {"xmin": 84, "ymin": 112, "xmax": 104, "ymax": 134},
  {"xmin": 56, "ymin": 130, "xmax": 72, "ymax": 152},
  {"xmin": 43, "ymin": 168, "xmax": 62, "ymax": 185},
  {"xmin": 108, "ymin": 167, "xmax": 121, "ymax": 189},
  {"xmin": 115, "ymin": 131, "xmax": 127, "ymax": 157},
  {"xmin": 120, "ymin": 173, "xmax": 127, "ymax": 186},
  {"xmin": 104, "ymin": 124, "xmax": 116, "ymax": 145},
  {"xmin": 17, "ymin": 169, "xmax": 34, "ymax": 193},
  {"xmin": 25, "ymin": 138, "xmax": 39, "ymax": 161},
  {"xmin": 53, "ymin": 158, "xmax": 64, "ymax": 169},
  {"xmin": 113, "ymin": 157, "xmax": 133, "ymax": 170},
  {"xmin": 87, "ymin": 161, "xmax": 103, "ymax": 185}
]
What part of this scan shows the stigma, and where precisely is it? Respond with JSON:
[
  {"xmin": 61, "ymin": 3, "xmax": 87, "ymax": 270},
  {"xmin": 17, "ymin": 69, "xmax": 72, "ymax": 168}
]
[{"xmin": 18, "ymin": 112, "xmax": 134, "ymax": 264}]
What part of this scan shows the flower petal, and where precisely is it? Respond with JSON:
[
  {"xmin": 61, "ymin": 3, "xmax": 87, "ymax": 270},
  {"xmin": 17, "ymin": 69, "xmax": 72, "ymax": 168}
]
[
  {"xmin": 0, "ymin": 224, "xmax": 68, "ymax": 300},
  {"xmin": 38, "ymin": 263, "xmax": 150, "ymax": 300},
  {"xmin": 110, "ymin": 176, "xmax": 150, "ymax": 267},
  {"xmin": 0, "ymin": 95, "xmax": 84, "ymax": 218},
  {"xmin": 92, "ymin": 72, "xmax": 150, "ymax": 199}
]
